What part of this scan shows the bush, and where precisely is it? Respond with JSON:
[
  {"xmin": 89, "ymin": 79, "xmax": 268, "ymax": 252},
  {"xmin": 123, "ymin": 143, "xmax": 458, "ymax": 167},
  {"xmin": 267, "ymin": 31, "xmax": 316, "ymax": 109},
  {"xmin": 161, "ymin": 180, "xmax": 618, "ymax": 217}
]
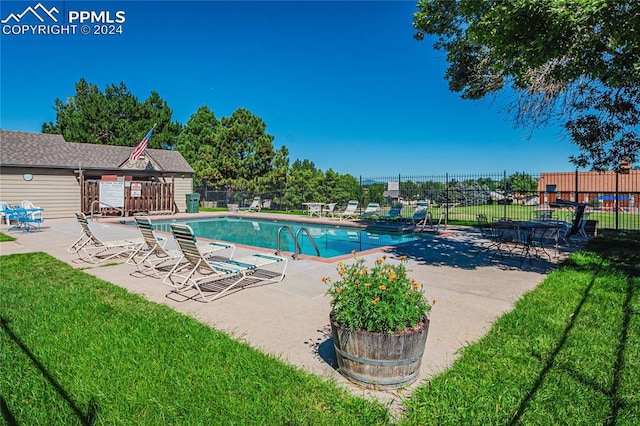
[{"xmin": 323, "ymin": 253, "xmax": 433, "ymax": 333}]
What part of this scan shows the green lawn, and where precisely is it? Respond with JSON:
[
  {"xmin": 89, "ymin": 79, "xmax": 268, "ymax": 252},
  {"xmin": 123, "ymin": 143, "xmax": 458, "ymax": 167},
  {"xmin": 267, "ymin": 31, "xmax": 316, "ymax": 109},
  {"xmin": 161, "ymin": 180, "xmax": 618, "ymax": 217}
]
[{"xmin": 1, "ymin": 230, "xmax": 638, "ymax": 424}]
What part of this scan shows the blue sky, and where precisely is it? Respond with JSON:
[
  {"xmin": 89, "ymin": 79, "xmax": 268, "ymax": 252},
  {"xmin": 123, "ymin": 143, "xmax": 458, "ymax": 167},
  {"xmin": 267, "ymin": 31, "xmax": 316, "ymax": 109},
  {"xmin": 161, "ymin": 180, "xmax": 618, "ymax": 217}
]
[{"xmin": 1, "ymin": 0, "xmax": 582, "ymax": 177}]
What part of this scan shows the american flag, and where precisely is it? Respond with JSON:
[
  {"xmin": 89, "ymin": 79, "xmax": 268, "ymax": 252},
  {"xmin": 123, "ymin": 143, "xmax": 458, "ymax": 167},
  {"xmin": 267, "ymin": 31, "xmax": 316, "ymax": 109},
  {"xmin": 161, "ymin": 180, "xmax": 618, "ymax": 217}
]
[{"xmin": 129, "ymin": 127, "xmax": 154, "ymax": 161}]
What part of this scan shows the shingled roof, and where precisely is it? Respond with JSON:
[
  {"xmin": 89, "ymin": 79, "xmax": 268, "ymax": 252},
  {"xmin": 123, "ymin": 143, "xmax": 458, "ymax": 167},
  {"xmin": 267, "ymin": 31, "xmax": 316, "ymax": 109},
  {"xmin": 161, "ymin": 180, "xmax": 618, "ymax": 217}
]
[{"xmin": 0, "ymin": 130, "xmax": 193, "ymax": 173}]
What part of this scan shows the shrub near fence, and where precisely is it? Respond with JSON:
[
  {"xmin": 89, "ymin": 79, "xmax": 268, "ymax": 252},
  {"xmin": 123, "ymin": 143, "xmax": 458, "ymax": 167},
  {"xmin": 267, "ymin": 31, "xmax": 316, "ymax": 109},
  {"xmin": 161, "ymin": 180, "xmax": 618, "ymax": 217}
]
[{"xmin": 195, "ymin": 170, "xmax": 640, "ymax": 231}]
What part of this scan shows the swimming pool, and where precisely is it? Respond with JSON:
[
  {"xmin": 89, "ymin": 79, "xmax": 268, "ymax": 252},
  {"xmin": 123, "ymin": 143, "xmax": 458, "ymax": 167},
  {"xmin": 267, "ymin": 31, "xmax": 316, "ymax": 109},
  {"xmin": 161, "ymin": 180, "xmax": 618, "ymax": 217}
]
[{"xmin": 145, "ymin": 217, "xmax": 421, "ymax": 258}]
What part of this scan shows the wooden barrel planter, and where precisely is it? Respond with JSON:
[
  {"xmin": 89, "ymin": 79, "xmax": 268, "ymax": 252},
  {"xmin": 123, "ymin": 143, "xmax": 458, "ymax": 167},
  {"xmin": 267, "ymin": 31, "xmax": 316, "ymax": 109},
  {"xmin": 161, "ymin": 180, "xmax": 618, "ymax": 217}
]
[{"xmin": 330, "ymin": 313, "xmax": 429, "ymax": 390}]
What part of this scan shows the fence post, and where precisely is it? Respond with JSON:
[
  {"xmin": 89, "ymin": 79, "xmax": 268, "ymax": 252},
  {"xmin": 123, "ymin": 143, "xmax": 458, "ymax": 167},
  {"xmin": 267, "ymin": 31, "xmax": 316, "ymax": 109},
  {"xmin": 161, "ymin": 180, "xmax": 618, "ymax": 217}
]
[
  {"xmin": 445, "ymin": 172, "xmax": 449, "ymax": 226},
  {"xmin": 503, "ymin": 170, "xmax": 507, "ymax": 220},
  {"xmin": 616, "ymin": 171, "xmax": 619, "ymax": 230},
  {"xmin": 574, "ymin": 169, "xmax": 579, "ymax": 202}
]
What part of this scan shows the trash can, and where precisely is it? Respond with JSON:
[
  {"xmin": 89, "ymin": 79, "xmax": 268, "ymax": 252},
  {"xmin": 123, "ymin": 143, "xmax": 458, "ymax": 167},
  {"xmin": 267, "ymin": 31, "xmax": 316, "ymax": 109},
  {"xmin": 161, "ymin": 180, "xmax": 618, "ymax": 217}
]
[{"xmin": 186, "ymin": 193, "xmax": 200, "ymax": 213}]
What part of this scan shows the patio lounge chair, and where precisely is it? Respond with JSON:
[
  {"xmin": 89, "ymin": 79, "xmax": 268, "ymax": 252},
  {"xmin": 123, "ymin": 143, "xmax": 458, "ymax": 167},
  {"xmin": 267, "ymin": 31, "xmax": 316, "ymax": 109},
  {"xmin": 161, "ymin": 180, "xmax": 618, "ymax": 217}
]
[
  {"xmin": 322, "ymin": 202, "xmax": 337, "ymax": 218},
  {"xmin": 127, "ymin": 216, "xmax": 235, "ymax": 278},
  {"xmin": 410, "ymin": 201, "xmax": 430, "ymax": 225},
  {"xmin": 239, "ymin": 197, "xmax": 261, "ymax": 213},
  {"xmin": 359, "ymin": 203, "xmax": 381, "ymax": 219},
  {"xmin": 336, "ymin": 201, "xmax": 359, "ymax": 220},
  {"xmin": 67, "ymin": 213, "xmax": 145, "ymax": 263},
  {"xmin": 378, "ymin": 203, "xmax": 403, "ymax": 221},
  {"xmin": 164, "ymin": 223, "xmax": 288, "ymax": 302}
]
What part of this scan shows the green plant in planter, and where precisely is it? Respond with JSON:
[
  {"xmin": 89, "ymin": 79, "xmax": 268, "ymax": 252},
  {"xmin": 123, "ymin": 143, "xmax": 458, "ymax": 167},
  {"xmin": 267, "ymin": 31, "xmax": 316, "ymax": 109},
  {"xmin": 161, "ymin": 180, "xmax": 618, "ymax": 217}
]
[{"xmin": 324, "ymin": 253, "xmax": 433, "ymax": 333}]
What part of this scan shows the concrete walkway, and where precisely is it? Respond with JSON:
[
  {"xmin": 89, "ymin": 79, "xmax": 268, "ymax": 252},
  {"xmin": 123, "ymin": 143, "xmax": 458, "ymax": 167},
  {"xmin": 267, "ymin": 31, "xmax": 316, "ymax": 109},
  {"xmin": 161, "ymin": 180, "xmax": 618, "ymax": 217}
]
[{"xmin": 0, "ymin": 213, "xmax": 569, "ymax": 407}]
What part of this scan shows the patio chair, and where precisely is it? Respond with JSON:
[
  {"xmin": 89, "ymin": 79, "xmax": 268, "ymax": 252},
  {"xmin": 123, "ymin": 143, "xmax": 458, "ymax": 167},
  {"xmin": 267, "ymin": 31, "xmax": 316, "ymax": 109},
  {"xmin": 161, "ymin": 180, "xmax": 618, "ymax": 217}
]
[
  {"xmin": 476, "ymin": 214, "xmax": 513, "ymax": 259},
  {"xmin": 165, "ymin": 223, "xmax": 287, "ymax": 302},
  {"xmin": 21, "ymin": 200, "xmax": 42, "ymax": 220},
  {"xmin": 336, "ymin": 201, "xmax": 359, "ymax": 220},
  {"xmin": 359, "ymin": 203, "xmax": 381, "ymax": 219},
  {"xmin": 410, "ymin": 201, "xmax": 430, "ymax": 225},
  {"xmin": 127, "ymin": 216, "xmax": 235, "ymax": 278},
  {"xmin": 239, "ymin": 197, "xmax": 261, "ymax": 213},
  {"xmin": 1, "ymin": 202, "xmax": 13, "ymax": 225},
  {"xmin": 323, "ymin": 202, "xmax": 337, "ymax": 218},
  {"xmin": 378, "ymin": 203, "xmax": 403, "ymax": 221},
  {"xmin": 67, "ymin": 213, "xmax": 145, "ymax": 263}
]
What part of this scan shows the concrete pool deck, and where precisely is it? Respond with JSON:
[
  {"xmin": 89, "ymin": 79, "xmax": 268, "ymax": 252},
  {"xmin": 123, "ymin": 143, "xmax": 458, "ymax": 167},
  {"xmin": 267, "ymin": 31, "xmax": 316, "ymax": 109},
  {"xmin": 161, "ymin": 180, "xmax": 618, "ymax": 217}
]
[{"xmin": 0, "ymin": 212, "xmax": 573, "ymax": 408}]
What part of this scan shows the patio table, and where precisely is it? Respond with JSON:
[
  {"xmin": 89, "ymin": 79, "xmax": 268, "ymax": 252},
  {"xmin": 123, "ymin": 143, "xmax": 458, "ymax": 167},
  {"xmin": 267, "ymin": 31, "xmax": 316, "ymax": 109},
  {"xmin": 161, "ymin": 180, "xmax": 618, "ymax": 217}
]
[
  {"xmin": 492, "ymin": 220, "xmax": 563, "ymax": 265},
  {"xmin": 302, "ymin": 202, "xmax": 325, "ymax": 217},
  {"xmin": 5, "ymin": 207, "xmax": 44, "ymax": 232}
]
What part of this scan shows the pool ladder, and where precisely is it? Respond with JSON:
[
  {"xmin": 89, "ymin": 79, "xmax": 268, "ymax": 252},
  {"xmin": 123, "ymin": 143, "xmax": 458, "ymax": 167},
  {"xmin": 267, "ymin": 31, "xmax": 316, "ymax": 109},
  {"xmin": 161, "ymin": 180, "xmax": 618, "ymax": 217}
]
[{"xmin": 276, "ymin": 226, "xmax": 320, "ymax": 259}]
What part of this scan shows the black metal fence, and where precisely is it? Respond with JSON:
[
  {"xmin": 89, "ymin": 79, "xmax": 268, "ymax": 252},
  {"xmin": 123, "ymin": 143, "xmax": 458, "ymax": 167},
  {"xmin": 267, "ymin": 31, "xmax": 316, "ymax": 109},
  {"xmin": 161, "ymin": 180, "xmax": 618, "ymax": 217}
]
[{"xmin": 195, "ymin": 170, "xmax": 640, "ymax": 231}]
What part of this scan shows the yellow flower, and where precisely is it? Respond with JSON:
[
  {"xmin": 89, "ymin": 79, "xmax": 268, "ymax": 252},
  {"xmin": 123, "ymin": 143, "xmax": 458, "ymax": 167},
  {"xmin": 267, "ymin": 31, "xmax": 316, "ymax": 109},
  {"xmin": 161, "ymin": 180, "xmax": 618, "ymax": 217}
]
[
  {"xmin": 322, "ymin": 276, "xmax": 330, "ymax": 283},
  {"xmin": 413, "ymin": 283, "xmax": 420, "ymax": 289},
  {"xmin": 371, "ymin": 296, "xmax": 380, "ymax": 305},
  {"xmin": 379, "ymin": 285, "xmax": 387, "ymax": 291},
  {"xmin": 376, "ymin": 258, "xmax": 383, "ymax": 264},
  {"xmin": 389, "ymin": 273, "xmax": 396, "ymax": 281},
  {"xmin": 337, "ymin": 261, "xmax": 343, "ymax": 267},
  {"xmin": 399, "ymin": 255, "xmax": 407, "ymax": 260},
  {"xmin": 338, "ymin": 268, "xmax": 345, "ymax": 276},
  {"xmin": 364, "ymin": 282, "xmax": 371, "ymax": 287},
  {"xmin": 337, "ymin": 288, "xmax": 343, "ymax": 294}
]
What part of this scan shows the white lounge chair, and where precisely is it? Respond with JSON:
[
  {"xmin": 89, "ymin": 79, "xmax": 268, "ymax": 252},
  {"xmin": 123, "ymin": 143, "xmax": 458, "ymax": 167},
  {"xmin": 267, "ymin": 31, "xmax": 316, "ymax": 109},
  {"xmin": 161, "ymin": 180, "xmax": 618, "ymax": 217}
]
[
  {"xmin": 359, "ymin": 203, "xmax": 381, "ymax": 218},
  {"xmin": 323, "ymin": 203, "xmax": 337, "ymax": 218},
  {"xmin": 411, "ymin": 201, "xmax": 430, "ymax": 225},
  {"xmin": 127, "ymin": 216, "xmax": 235, "ymax": 278},
  {"xmin": 336, "ymin": 201, "xmax": 359, "ymax": 220},
  {"xmin": 164, "ymin": 224, "xmax": 287, "ymax": 302},
  {"xmin": 67, "ymin": 213, "xmax": 145, "ymax": 263},
  {"xmin": 239, "ymin": 197, "xmax": 261, "ymax": 213}
]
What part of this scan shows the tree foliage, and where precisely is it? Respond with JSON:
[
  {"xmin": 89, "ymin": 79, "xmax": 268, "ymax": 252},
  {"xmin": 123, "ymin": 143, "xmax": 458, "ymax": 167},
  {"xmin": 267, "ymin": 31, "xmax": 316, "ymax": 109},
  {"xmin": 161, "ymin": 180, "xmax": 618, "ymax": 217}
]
[
  {"xmin": 206, "ymin": 108, "xmax": 289, "ymax": 192},
  {"xmin": 285, "ymin": 160, "xmax": 359, "ymax": 209},
  {"xmin": 413, "ymin": 0, "xmax": 640, "ymax": 171},
  {"xmin": 174, "ymin": 106, "xmax": 220, "ymax": 186},
  {"xmin": 42, "ymin": 78, "xmax": 181, "ymax": 149}
]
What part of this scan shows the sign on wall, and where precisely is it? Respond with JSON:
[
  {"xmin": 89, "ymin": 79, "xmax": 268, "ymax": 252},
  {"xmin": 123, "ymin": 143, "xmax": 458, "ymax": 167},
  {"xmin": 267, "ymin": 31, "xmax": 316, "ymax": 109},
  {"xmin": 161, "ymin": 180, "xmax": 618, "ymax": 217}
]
[
  {"xmin": 99, "ymin": 181, "xmax": 125, "ymax": 207},
  {"xmin": 130, "ymin": 182, "xmax": 142, "ymax": 197}
]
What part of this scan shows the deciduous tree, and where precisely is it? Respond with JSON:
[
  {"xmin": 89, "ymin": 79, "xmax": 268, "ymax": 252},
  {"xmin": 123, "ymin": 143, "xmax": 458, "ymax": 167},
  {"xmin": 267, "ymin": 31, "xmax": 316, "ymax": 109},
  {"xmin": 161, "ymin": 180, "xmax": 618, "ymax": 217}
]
[{"xmin": 413, "ymin": 0, "xmax": 640, "ymax": 170}]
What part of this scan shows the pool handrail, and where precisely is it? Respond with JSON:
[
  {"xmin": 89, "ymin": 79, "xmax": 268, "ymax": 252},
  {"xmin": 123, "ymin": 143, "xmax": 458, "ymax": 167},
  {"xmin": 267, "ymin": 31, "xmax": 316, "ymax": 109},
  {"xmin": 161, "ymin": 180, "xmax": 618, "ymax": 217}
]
[
  {"xmin": 276, "ymin": 225, "xmax": 320, "ymax": 258},
  {"xmin": 295, "ymin": 227, "xmax": 320, "ymax": 258}
]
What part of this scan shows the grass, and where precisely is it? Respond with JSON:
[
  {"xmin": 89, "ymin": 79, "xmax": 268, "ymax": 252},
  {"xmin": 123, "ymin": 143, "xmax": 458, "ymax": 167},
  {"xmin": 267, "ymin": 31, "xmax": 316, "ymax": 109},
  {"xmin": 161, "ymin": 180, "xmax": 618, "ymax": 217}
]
[
  {"xmin": 400, "ymin": 230, "xmax": 640, "ymax": 425},
  {"xmin": 0, "ymin": 252, "xmax": 390, "ymax": 425},
  {"xmin": 1, "ymin": 230, "xmax": 638, "ymax": 424},
  {"xmin": 0, "ymin": 233, "xmax": 16, "ymax": 242}
]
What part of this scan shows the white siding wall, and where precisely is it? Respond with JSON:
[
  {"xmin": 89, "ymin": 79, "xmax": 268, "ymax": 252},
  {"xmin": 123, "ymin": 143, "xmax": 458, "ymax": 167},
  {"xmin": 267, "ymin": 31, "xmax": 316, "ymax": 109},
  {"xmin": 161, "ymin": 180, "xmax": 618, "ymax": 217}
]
[
  {"xmin": 1, "ymin": 168, "xmax": 193, "ymax": 217},
  {"xmin": 172, "ymin": 176, "xmax": 194, "ymax": 213},
  {"xmin": 0, "ymin": 168, "xmax": 80, "ymax": 219}
]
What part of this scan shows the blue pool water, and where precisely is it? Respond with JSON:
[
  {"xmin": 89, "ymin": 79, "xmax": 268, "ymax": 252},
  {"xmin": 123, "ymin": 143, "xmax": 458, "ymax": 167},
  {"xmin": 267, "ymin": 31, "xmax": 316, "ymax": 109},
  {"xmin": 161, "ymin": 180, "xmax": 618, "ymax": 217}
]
[{"xmin": 145, "ymin": 217, "xmax": 421, "ymax": 258}]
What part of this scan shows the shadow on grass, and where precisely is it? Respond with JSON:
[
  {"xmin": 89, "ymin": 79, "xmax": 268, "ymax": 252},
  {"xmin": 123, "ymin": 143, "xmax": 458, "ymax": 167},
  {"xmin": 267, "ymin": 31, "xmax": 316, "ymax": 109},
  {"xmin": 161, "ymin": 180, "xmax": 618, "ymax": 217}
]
[
  {"xmin": 509, "ymin": 231, "xmax": 639, "ymax": 425},
  {"xmin": 1, "ymin": 396, "xmax": 17, "ymax": 426},
  {"xmin": 0, "ymin": 316, "xmax": 98, "ymax": 426}
]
